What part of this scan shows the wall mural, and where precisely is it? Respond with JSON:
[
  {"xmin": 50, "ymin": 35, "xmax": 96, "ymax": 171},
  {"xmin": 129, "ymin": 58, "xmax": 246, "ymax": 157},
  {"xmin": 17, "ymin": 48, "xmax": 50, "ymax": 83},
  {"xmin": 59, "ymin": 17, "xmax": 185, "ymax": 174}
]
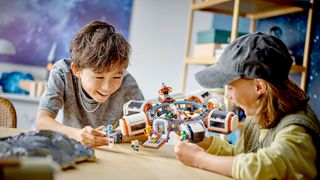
[{"xmin": 0, "ymin": 0, "xmax": 133, "ymax": 67}]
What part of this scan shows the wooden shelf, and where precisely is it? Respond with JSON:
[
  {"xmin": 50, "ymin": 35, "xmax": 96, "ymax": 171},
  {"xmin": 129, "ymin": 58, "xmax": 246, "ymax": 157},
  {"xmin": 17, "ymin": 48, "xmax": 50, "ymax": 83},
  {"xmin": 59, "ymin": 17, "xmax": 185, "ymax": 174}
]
[
  {"xmin": 290, "ymin": 64, "xmax": 306, "ymax": 73},
  {"xmin": 186, "ymin": 58, "xmax": 306, "ymax": 74},
  {"xmin": 192, "ymin": 0, "xmax": 309, "ymax": 19},
  {"xmin": 181, "ymin": 0, "xmax": 313, "ymax": 93},
  {"xmin": 186, "ymin": 57, "xmax": 218, "ymax": 65}
]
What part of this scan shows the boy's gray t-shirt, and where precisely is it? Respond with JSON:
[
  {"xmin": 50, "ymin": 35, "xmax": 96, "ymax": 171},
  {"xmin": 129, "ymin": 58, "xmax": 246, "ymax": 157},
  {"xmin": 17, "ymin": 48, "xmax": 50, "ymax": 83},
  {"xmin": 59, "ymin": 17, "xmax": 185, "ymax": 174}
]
[{"xmin": 38, "ymin": 59, "xmax": 144, "ymax": 128}]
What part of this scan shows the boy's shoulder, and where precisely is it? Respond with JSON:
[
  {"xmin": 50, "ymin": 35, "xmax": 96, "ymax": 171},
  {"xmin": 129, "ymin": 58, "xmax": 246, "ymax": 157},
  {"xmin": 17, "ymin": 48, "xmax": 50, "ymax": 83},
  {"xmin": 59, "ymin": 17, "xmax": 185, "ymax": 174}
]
[
  {"xmin": 116, "ymin": 72, "xmax": 144, "ymax": 100},
  {"xmin": 52, "ymin": 58, "xmax": 72, "ymax": 73},
  {"xmin": 120, "ymin": 71, "xmax": 139, "ymax": 91},
  {"xmin": 122, "ymin": 72, "xmax": 138, "ymax": 87}
]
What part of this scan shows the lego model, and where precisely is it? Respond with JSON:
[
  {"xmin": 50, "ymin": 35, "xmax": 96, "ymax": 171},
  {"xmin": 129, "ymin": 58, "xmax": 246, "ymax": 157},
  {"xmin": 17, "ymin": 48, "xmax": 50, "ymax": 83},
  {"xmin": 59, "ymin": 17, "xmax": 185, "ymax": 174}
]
[
  {"xmin": 131, "ymin": 140, "xmax": 140, "ymax": 151},
  {"xmin": 105, "ymin": 124, "xmax": 115, "ymax": 134},
  {"xmin": 181, "ymin": 130, "xmax": 187, "ymax": 141},
  {"xmin": 119, "ymin": 112, "xmax": 151, "ymax": 136},
  {"xmin": 206, "ymin": 109, "xmax": 238, "ymax": 134},
  {"xmin": 158, "ymin": 83, "xmax": 175, "ymax": 103},
  {"xmin": 144, "ymin": 124, "xmax": 153, "ymax": 140},
  {"xmin": 185, "ymin": 89, "xmax": 211, "ymax": 103},
  {"xmin": 105, "ymin": 124, "xmax": 116, "ymax": 148},
  {"xmin": 113, "ymin": 132, "xmax": 122, "ymax": 144},
  {"xmin": 142, "ymin": 127, "xmax": 167, "ymax": 149},
  {"xmin": 119, "ymin": 83, "xmax": 239, "ymax": 149},
  {"xmin": 123, "ymin": 100, "xmax": 153, "ymax": 116},
  {"xmin": 180, "ymin": 121, "xmax": 206, "ymax": 143}
]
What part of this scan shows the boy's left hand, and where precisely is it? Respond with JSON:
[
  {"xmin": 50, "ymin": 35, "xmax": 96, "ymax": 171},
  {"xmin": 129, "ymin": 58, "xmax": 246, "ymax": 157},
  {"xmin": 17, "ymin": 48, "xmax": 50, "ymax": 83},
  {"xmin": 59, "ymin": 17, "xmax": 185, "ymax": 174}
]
[
  {"xmin": 95, "ymin": 125, "xmax": 107, "ymax": 134},
  {"xmin": 174, "ymin": 137, "xmax": 205, "ymax": 168},
  {"xmin": 77, "ymin": 125, "xmax": 108, "ymax": 147}
]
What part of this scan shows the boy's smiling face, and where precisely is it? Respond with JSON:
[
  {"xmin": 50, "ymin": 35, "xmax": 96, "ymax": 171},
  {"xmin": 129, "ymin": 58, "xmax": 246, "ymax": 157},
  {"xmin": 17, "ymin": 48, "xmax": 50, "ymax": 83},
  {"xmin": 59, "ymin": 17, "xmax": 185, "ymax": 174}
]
[{"xmin": 72, "ymin": 63, "xmax": 125, "ymax": 102}]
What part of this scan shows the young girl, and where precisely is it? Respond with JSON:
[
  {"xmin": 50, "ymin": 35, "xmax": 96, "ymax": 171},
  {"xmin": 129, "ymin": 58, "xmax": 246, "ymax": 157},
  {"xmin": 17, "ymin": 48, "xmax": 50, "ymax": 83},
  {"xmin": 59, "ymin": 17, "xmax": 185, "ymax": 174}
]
[{"xmin": 175, "ymin": 32, "xmax": 320, "ymax": 179}]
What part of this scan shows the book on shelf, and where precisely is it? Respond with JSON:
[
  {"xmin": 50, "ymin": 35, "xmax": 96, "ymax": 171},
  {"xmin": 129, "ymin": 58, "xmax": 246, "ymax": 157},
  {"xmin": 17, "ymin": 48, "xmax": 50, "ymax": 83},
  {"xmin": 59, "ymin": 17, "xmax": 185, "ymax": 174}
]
[{"xmin": 197, "ymin": 28, "xmax": 247, "ymax": 44}]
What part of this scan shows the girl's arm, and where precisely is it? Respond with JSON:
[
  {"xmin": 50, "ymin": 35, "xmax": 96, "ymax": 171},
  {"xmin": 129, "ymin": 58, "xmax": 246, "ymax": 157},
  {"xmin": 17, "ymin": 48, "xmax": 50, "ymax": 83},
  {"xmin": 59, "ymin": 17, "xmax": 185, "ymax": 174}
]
[{"xmin": 175, "ymin": 139, "xmax": 234, "ymax": 177}]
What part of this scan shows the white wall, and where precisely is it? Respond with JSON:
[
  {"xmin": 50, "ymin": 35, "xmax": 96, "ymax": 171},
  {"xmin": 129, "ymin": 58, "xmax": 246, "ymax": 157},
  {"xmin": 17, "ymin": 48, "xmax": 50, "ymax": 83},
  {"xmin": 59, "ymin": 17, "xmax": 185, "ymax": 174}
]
[{"xmin": 128, "ymin": 0, "xmax": 213, "ymax": 99}]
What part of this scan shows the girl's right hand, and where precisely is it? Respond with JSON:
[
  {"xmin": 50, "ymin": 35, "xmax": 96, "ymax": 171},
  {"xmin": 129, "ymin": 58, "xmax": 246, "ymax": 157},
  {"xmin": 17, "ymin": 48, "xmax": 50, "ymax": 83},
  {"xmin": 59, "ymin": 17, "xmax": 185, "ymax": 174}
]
[{"xmin": 174, "ymin": 138, "xmax": 205, "ymax": 168}]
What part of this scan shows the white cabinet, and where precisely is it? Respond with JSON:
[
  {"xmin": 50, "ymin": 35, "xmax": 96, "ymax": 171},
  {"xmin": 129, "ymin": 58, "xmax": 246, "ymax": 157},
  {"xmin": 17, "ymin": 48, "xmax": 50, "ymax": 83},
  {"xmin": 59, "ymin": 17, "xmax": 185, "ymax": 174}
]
[{"xmin": 1, "ymin": 93, "xmax": 39, "ymax": 129}]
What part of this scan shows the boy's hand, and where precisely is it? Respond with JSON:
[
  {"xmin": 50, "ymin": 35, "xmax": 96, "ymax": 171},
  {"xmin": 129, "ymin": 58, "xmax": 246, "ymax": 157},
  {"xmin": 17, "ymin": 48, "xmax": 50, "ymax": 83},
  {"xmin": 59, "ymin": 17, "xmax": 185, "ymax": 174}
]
[
  {"xmin": 174, "ymin": 137, "xmax": 205, "ymax": 168},
  {"xmin": 77, "ymin": 126, "xmax": 108, "ymax": 147},
  {"xmin": 95, "ymin": 125, "xmax": 107, "ymax": 132}
]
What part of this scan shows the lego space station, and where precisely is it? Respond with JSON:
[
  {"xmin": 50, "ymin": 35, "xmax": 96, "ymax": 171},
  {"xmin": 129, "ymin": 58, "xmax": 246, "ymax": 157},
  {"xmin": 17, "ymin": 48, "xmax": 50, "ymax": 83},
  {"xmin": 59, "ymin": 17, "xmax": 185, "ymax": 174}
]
[{"xmin": 119, "ymin": 83, "xmax": 239, "ymax": 149}]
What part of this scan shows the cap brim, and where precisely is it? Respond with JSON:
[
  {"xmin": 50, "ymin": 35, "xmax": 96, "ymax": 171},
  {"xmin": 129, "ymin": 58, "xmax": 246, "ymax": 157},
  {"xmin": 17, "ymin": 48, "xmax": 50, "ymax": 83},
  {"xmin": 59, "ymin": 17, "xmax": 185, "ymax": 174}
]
[{"xmin": 195, "ymin": 64, "xmax": 240, "ymax": 89}]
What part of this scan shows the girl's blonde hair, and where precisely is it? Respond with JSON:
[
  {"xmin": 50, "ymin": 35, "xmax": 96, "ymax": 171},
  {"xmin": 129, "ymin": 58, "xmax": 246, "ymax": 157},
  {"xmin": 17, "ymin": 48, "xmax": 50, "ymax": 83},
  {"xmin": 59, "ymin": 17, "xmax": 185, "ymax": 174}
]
[{"xmin": 256, "ymin": 79, "xmax": 309, "ymax": 128}]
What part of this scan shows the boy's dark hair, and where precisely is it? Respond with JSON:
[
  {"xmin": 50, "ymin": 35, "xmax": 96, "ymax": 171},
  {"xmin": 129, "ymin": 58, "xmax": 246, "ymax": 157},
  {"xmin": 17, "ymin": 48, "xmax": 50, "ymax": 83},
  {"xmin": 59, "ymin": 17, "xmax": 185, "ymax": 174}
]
[{"xmin": 70, "ymin": 20, "xmax": 131, "ymax": 72}]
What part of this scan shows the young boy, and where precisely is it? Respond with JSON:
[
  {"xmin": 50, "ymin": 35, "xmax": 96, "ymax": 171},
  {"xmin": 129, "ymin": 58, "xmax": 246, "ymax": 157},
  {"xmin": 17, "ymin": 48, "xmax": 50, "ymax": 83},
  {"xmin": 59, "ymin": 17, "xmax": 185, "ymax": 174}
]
[
  {"xmin": 36, "ymin": 20, "xmax": 144, "ymax": 147},
  {"xmin": 174, "ymin": 32, "xmax": 320, "ymax": 179}
]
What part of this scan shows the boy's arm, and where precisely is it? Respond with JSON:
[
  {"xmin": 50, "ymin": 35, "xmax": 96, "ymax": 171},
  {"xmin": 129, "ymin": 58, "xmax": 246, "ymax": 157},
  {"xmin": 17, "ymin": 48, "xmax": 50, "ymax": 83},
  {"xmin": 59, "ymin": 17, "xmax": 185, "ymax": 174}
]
[
  {"xmin": 36, "ymin": 110, "xmax": 79, "ymax": 140},
  {"xmin": 36, "ymin": 110, "xmax": 108, "ymax": 147}
]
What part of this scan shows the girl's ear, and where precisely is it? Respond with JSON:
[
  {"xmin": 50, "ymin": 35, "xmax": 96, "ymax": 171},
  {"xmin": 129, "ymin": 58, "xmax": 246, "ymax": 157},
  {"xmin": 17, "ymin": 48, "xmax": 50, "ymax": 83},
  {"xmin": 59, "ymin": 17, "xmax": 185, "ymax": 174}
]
[
  {"xmin": 71, "ymin": 63, "xmax": 80, "ymax": 77},
  {"xmin": 255, "ymin": 79, "xmax": 267, "ymax": 95}
]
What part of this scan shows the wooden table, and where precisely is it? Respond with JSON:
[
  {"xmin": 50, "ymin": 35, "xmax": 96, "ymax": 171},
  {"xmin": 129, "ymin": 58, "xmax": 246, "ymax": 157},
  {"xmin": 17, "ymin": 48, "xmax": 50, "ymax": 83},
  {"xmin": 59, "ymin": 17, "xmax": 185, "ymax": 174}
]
[{"xmin": 0, "ymin": 127, "xmax": 232, "ymax": 180}]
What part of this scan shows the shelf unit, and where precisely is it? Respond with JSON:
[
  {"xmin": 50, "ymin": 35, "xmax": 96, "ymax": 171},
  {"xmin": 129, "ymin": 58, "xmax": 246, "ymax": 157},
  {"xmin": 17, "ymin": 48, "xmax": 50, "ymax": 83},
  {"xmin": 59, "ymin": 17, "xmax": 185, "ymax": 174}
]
[{"xmin": 181, "ymin": 0, "xmax": 314, "ymax": 94}]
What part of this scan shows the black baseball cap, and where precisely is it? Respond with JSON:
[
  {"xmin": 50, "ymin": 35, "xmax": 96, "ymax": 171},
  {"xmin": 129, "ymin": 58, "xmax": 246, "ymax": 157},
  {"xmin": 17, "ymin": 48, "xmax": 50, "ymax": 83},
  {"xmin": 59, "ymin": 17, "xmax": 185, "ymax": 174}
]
[{"xmin": 195, "ymin": 32, "xmax": 293, "ymax": 88}]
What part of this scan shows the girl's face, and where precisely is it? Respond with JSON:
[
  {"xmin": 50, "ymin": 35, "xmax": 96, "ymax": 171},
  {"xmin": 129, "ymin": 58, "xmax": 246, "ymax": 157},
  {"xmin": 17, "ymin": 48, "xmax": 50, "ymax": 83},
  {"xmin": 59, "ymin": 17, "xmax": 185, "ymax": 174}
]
[
  {"xmin": 72, "ymin": 64, "xmax": 124, "ymax": 103},
  {"xmin": 226, "ymin": 78, "xmax": 262, "ymax": 116}
]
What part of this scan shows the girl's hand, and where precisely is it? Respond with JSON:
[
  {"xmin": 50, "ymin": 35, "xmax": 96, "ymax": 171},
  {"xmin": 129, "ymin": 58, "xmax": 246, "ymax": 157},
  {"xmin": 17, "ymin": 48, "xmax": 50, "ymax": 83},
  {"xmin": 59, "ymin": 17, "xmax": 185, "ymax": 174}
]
[
  {"xmin": 174, "ymin": 138, "xmax": 205, "ymax": 167},
  {"xmin": 77, "ymin": 126, "xmax": 108, "ymax": 147}
]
